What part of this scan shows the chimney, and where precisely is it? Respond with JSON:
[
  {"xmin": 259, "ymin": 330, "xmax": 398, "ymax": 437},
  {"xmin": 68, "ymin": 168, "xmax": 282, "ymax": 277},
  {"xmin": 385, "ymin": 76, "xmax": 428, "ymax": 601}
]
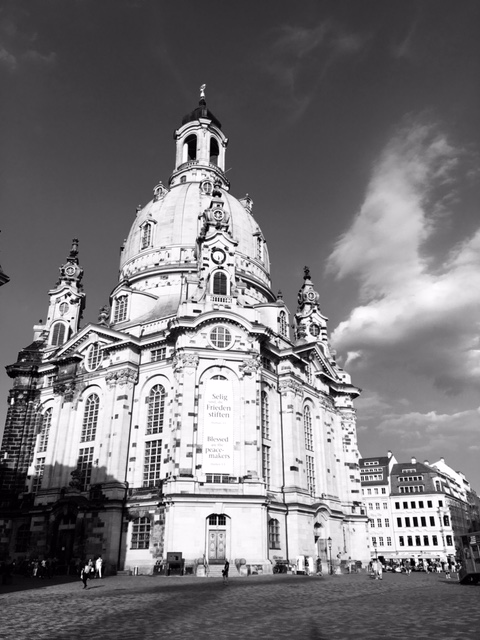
[
  {"xmin": 424, "ymin": 460, "xmax": 429, "ymax": 466},
  {"xmin": 411, "ymin": 457, "xmax": 416, "ymax": 464},
  {"xmin": 387, "ymin": 450, "xmax": 392, "ymax": 459}
]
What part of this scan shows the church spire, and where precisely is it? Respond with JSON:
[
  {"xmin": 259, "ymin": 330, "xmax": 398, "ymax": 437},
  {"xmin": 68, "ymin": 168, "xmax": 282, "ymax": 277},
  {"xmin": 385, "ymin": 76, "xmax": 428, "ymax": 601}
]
[
  {"xmin": 33, "ymin": 239, "xmax": 86, "ymax": 347},
  {"xmin": 294, "ymin": 266, "xmax": 328, "ymax": 344}
]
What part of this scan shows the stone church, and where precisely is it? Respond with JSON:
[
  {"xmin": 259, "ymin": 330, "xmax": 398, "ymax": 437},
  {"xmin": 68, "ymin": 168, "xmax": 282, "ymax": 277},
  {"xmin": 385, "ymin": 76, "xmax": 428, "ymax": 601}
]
[{"xmin": 0, "ymin": 93, "xmax": 368, "ymax": 575}]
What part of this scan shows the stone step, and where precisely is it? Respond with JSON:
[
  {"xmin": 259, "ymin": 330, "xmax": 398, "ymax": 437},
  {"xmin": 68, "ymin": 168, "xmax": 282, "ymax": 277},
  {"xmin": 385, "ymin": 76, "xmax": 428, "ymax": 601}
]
[{"xmin": 206, "ymin": 564, "xmax": 225, "ymax": 577}]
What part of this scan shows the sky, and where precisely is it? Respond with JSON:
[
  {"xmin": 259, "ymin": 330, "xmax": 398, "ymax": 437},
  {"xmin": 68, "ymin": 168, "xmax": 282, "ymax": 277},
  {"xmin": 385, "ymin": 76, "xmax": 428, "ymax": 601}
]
[{"xmin": 1, "ymin": 0, "xmax": 479, "ymax": 491}]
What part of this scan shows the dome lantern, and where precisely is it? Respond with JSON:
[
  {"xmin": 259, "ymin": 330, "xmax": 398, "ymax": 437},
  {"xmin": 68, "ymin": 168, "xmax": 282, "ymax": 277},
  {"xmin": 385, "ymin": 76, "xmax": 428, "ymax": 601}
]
[{"xmin": 170, "ymin": 85, "xmax": 229, "ymax": 189}]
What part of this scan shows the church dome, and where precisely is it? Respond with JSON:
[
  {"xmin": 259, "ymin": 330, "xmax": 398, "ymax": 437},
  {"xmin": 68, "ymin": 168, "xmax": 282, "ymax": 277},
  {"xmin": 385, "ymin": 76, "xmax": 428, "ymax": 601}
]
[
  {"xmin": 119, "ymin": 182, "xmax": 270, "ymax": 285},
  {"xmin": 115, "ymin": 93, "xmax": 273, "ymax": 316}
]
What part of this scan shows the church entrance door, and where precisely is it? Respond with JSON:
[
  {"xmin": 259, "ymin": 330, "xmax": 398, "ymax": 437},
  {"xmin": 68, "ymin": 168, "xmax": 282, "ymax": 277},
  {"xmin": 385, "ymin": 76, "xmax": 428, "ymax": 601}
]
[{"xmin": 208, "ymin": 530, "xmax": 226, "ymax": 563}]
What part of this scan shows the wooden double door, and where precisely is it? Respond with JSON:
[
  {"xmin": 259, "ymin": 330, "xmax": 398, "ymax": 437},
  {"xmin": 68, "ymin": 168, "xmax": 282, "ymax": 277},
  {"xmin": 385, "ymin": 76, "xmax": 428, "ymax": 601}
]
[{"xmin": 208, "ymin": 529, "xmax": 226, "ymax": 563}]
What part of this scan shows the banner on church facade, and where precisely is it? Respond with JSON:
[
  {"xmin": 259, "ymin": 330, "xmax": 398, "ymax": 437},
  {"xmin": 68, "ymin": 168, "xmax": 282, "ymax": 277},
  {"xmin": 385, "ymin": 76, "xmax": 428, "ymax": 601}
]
[{"xmin": 203, "ymin": 379, "xmax": 234, "ymax": 474}]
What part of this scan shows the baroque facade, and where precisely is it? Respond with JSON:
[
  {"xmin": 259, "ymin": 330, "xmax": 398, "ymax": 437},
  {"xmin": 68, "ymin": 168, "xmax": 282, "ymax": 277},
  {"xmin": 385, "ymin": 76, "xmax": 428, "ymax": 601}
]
[{"xmin": 0, "ymin": 95, "xmax": 368, "ymax": 574}]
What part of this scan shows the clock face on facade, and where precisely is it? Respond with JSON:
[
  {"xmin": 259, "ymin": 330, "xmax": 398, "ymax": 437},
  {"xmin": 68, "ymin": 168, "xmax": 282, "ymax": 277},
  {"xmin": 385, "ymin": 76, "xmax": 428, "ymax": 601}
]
[
  {"xmin": 213, "ymin": 209, "xmax": 224, "ymax": 222},
  {"xmin": 212, "ymin": 248, "xmax": 226, "ymax": 265},
  {"xmin": 65, "ymin": 265, "xmax": 76, "ymax": 277}
]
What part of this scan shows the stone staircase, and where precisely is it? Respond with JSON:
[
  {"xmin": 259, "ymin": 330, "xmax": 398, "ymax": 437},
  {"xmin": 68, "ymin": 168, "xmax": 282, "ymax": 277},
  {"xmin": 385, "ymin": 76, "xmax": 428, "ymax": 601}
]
[{"xmin": 206, "ymin": 564, "xmax": 225, "ymax": 578}]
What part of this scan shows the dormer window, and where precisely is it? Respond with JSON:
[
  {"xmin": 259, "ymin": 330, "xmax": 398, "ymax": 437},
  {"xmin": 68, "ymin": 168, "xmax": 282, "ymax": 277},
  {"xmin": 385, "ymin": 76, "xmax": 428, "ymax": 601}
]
[
  {"xmin": 212, "ymin": 271, "xmax": 228, "ymax": 296},
  {"xmin": 51, "ymin": 322, "xmax": 67, "ymax": 346},
  {"xmin": 184, "ymin": 134, "xmax": 197, "ymax": 162},
  {"xmin": 113, "ymin": 295, "xmax": 128, "ymax": 323},
  {"xmin": 141, "ymin": 222, "xmax": 152, "ymax": 250}
]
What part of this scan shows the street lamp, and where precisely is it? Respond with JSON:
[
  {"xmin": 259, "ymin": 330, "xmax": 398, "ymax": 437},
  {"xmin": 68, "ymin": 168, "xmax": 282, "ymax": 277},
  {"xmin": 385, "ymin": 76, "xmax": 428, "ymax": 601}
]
[{"xmin": 327, "ymin": 537, "xmax": 333, "ymax": 575}]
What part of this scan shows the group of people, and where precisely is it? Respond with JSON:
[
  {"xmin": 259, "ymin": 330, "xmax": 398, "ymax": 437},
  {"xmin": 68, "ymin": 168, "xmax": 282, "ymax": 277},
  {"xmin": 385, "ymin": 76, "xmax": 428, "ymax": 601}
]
[{"xmin": 80, "ymin": 556, "xmax": 103, "ymax": 589}]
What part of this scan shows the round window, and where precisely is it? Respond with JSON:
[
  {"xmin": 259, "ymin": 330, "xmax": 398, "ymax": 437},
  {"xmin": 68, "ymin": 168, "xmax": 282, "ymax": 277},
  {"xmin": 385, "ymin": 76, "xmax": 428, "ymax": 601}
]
[{"xmin": 210, "ymin": 326, "xmax": 232, "ymax": 350}]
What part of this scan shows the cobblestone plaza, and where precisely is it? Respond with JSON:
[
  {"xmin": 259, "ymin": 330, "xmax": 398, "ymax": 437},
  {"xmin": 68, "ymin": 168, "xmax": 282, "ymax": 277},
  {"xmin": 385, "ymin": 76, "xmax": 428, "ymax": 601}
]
[{"xmin": 1, "ymin": 572, "xmax": 479, "ymax": 639}]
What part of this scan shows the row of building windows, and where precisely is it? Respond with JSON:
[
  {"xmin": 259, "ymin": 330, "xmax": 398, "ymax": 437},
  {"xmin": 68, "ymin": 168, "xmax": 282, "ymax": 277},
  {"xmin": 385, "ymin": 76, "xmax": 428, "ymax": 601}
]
[
  {"xmin": 370, "ymin": 518, "xmax": 390, "ymax": 528},
  {"xmin": 363, "ymin": 487, "xmax": 387, "ymax": 495},
  {"xmin": 398, "ymin": 485, "xmax": 424, "ymax": 493},
  {"xmin": 396, "ymin": 515, "xmax": 450, "ymax": 528},
  {"xmin": 367, "ymin": 502, "xmax": 388, "ymax": 510},
  {"xmin": 398, "ymin": 475, "xmax": 423, "ymax": 482},
  {"xmin": 394, "ymin": 500, "xmax": 441, "ymax": 509},
  {"xmin": 372, "ymin": 534, "xmax": 453, "ymax": 548}
]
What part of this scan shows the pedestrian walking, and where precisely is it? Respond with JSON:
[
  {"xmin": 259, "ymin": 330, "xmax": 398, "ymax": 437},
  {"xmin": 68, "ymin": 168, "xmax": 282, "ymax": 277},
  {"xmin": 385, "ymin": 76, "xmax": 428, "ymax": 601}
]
[
  {"xmin": 222, "ymin": 559, "xmax": 229, "ymax": 584},
  {"xmin": 80, "ymin": 559, "xmax": 94, "ymax": 589},
  {"xmin": 95, "ymin": 556, "xmax": 103, "ymax": 579},
  {"xmin": 377, "ymin": 561, "xmax": 383, "ymax": 580}
]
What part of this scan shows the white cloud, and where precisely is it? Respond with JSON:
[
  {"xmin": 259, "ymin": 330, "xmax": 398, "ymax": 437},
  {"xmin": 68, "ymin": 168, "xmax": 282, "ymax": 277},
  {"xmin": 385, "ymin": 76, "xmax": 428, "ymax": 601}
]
[
  {"xmin": 263, "ymin": 21, "xmax": 367, "ymax": 120},
  {"xmin": 0, "ymin": 14, "xmax": 56, "ymax": 72},
  {"xmin": 375, "ymin": 407, "xmax": 480, "ymax": 455},
  {"xmin": 0, "ymin": 45, "xmax": 16, "ymax": 71},
  {"xmin": 327, "ymin": 116, "xmax": 480, "ymax": 394},
  {"xmin": 23, "ymin": 49, "xmax": 56, "ymax": 66}
]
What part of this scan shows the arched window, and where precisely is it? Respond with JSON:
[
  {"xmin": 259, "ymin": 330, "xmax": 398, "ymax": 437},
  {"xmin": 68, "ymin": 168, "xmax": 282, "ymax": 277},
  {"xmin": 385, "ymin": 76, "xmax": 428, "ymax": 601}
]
[
  {"xmin": 261, "ymin": 391, "xmax": 270, "ymax": 440},
  {"xmin": 87, "ymin": 343, "xmax": 102, "ymax": 371},
  {"xmin": 141, "ymin": 223, "xmax": 152, "ymax": 250},
  {"xmin": 81, "ymin": 394, "xmax": 99, "ymax": 442},
  {"xmin": 209, "ymin": 137, "xmax": 219, "ymax": 165},
  {"xmin": 114, "ymin": 295, "xmax": 128, "ymax": 323},
  {"xmin": 185, "ymin": 134, "xmax": 197, "ymax": 161},
  {"xmin": 278, "ymin": 311, "xmax": 288, "ymax": 338},
  {"xmin": 131, "ymin": 516, "xmax": 151, "ymax": 549},
  {"xmin": 38, "ymin": 408, "xmax": 52, "ymax": 453},
  {"xmin": 51, "ymin": 322, "xmax": 66, "ymax": 346},
  {"xmin": 208, "ymin": 514, "xmax": 226, "ymax": 526},
  {"xmin": 304, "ymin": 405, "xmax": 313, "ymax": 451},
  {"xmin": 268, "ymin": 518, "xmax": 280, "ymax": 549},
  {"xmin": 147, "ymin": 384, "xmax": 166, "ymax": 434},
  {"xmin": 213, "ymin": 271, "xmax": 227, "ymax": 296}
]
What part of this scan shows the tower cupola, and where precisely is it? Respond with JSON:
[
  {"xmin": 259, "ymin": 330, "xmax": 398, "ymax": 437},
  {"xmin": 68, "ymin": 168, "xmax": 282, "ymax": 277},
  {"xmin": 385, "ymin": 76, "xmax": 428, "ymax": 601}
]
[{"xmin": 169, "ymin": 85, "xmax": 229, "ymax": 190}]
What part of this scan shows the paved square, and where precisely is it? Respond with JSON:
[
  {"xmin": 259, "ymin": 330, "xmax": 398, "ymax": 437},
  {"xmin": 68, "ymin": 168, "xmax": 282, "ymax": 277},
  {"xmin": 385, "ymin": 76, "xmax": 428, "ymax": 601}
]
[{"xmin": 1, "ymin": 572, "xmax": 479, "ymax": 639}]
